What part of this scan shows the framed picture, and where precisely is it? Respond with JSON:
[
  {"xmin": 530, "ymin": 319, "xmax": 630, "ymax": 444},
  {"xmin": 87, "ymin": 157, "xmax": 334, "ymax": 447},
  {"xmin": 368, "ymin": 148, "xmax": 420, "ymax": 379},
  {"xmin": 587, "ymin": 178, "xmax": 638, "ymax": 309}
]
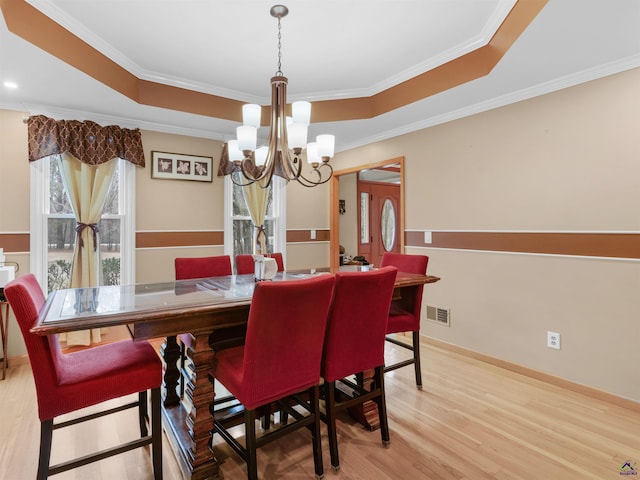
[{"xmin": 151, "ymin": 151, "xmax": 213, "ymax": 182}]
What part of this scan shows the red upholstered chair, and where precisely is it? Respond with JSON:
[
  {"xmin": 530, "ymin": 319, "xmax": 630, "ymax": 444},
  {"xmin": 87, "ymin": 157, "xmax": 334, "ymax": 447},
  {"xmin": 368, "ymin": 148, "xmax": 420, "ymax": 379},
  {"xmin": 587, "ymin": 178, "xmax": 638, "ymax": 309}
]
[
  {"xmin": 4, "ymin": 274, "xmax": 162, "ymax": 480},
  {"xmin": 380, "ymin": 252, "xmax": 429, "ymax": 389},
  {"xmin": 321, "ymin": 266, "xmax": 397, "ymax": 471},
  {"xmin": 210, "ymin": 274, "xmax": 335, "ymax": 480},
  {"xmin": 235, "ymin": 254, "xmax": 254, "ymax": 275},
  {"xmin": 175, "ymin": 255, "xmax": 233, "ymax": 397},
  {"xmin": 235, "ymin": 253, "xmax": 285, "ymax": 275}
]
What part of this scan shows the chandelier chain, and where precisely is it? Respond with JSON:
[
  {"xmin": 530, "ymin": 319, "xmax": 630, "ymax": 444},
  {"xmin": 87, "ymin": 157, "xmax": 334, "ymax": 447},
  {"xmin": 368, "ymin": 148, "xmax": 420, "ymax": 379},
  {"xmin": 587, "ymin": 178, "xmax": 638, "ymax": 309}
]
[{"xmin": 276, "ymin": 16, "xmax": 283, "ymax": 76}]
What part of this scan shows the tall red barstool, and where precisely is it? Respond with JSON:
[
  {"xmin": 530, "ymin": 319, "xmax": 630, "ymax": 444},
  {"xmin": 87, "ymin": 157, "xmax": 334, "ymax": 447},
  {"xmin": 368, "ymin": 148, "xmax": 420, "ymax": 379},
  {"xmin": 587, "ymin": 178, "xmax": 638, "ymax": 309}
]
[
  {"xmin": 321, "ymin": 266, "xmax": 397, "ymax": 470},
  {"xmin": 380, "ymin": 252, "xmax": 429, "ymax": 389},
  {"xmin": 5, "ymin": 274, "xmax": 163, "ymax": 480},
  {"xmin": 210, "ymin": 274, "xmax": 335, "ymax": 480}
]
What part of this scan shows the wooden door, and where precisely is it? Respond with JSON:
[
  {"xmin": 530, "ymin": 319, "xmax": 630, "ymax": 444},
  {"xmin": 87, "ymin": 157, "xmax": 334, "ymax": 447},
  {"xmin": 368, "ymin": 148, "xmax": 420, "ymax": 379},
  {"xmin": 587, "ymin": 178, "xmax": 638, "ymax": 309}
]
[{"xmin": 358, "ymin": 181, "xmax": 400, "ymax": 267}]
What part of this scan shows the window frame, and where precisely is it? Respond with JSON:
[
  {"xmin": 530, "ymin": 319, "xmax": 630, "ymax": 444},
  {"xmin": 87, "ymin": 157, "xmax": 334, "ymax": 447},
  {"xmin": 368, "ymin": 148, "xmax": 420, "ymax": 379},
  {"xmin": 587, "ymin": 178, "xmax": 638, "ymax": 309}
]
[
  {"xmin": 224, "ymin": 175, "xmax": 286, "ymax": 264},
  {"xmin": 30, "ymin": 157, "xmax": 136, "ymax": 292}
]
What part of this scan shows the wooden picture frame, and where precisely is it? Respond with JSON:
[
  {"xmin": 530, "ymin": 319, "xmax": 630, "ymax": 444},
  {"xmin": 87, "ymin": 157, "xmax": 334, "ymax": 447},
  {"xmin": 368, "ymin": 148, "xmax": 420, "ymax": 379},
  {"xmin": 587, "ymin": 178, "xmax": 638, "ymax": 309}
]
[{"xmin": 151, "ymin": 151, "xmax": 213, "ymax": 182}]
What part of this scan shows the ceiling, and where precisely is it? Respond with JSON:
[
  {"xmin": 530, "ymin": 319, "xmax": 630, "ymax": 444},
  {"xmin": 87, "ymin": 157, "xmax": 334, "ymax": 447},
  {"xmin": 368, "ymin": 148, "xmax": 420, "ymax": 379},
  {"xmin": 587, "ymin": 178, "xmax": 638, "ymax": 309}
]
[{"xmin": 1, "ymin": 0, "xmax": 639, "ymax": 153}]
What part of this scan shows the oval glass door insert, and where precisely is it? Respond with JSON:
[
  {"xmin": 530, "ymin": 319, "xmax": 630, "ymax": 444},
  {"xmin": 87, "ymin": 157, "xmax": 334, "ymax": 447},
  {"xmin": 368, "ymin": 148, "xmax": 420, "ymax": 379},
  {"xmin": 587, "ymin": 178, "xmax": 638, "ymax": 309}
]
[{"xmin": 381, "ymin": 198, "xmax": 396, "ymax": 251}]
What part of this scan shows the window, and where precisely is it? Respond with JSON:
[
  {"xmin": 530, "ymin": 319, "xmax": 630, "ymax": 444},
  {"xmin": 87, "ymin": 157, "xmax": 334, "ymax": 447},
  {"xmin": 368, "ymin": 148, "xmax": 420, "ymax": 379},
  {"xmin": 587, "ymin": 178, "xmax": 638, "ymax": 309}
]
[
  {"xmin": 224, "ymin": 176, "xmax": 286, "ymax": 261},
  {"xmin": 30, "ymin": 156, "xmax": 136, "ymax": 293}
]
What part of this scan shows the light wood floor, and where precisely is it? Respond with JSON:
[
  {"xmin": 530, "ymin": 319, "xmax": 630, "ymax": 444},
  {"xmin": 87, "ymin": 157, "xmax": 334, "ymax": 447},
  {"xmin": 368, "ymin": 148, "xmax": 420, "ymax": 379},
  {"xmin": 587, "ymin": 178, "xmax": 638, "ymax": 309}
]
[{"xmin": 1, "ymin": 338, "xmax": 638, "ymax": 480}]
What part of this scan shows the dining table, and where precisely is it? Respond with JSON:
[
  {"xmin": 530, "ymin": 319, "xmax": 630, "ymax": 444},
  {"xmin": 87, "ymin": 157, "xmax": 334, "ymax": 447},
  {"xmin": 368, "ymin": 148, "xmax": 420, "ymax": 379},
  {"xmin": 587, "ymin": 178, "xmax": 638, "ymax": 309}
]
[{"xmin": 33, "ymin": 267, "xmax": 440, "ymax": 480}]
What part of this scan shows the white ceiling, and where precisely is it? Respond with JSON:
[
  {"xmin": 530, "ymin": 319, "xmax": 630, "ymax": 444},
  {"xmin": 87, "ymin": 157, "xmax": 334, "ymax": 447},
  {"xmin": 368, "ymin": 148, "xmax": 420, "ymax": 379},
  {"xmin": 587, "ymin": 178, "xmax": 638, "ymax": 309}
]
[{"xmin": 1, "ymin": 0, "xmax": 639, "ymax": 152}]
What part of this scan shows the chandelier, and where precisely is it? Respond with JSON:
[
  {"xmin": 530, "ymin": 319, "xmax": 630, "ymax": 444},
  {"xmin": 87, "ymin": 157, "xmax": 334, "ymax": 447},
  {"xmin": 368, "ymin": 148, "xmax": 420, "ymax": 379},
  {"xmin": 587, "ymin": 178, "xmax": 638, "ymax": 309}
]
[{"xmin": 227, "ymin": 5, "xmax": 335, "ymax": 188}]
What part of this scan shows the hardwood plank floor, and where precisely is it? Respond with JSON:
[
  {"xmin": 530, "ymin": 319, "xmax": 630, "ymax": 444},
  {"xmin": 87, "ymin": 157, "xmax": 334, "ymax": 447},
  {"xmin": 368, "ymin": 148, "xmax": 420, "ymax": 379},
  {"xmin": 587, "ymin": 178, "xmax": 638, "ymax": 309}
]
[{"xmin": 0, "ymin": 338, "xmax": 638, "ymax": 479}]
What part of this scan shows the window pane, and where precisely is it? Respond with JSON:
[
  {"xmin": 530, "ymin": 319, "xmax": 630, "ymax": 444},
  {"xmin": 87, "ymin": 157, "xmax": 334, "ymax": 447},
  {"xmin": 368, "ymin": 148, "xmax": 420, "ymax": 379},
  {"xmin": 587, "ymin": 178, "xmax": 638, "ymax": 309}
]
[
  {"xmin": 99, "ymin": 218, "xmax": 121, "ymax": 285},
  {"xmin": 102, "ymin": 166, "xmax": 120, "ymax": 215},
  {"xmin": 232, "ymin": 182, "xmax": 250, "ymax": 216},
  {"xmin": 233, "ymin": 219, "xmax": 254, "ymax": 254},
  {"xmin": 360, "ymin": 192, "xmax": 370, "ymax": 244},
  {"xmin": 233, "ymin": 219, "xmax": 275, "ymax": 255},
  {"xmin": 47, "ymin": 218, "xmax": 75, "ymax": 292},
  {"xmin": 49, "ymin": 158, "xmax": 72, "ymax": 214},
  {"xmin": 232, "ymin": 182, "xmax": 273, "ymax": 216}
]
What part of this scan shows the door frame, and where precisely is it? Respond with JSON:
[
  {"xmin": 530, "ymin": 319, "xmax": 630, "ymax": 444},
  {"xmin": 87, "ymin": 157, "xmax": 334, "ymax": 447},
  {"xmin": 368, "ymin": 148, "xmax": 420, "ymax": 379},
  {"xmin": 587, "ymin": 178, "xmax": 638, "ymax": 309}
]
[{"xmin": 329, "ymin": 156, "xmax": 405, "ymax": 269}]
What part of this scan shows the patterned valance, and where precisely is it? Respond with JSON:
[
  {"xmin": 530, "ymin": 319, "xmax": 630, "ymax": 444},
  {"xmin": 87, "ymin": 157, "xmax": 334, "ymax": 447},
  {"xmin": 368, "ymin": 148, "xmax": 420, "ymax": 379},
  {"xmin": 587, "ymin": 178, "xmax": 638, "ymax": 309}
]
[{"xmin": 27, "ymin": 115, "xmax": 145, "ymax": 167}]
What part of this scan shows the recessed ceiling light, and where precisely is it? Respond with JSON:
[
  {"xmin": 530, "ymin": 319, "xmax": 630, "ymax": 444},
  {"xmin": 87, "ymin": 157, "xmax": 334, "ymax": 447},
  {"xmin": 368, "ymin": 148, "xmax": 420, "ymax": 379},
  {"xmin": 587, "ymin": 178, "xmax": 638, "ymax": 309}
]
[{"xmin": 3, "ymin": 81, "xmax": 18, "ymax": 89}]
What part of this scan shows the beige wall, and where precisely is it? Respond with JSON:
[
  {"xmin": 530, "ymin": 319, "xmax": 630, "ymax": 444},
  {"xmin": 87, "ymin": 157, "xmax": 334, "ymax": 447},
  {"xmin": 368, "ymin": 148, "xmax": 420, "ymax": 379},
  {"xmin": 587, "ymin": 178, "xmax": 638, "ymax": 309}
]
[
  {"xmin": 2, "ymin": 67, "xmax": 638, "ymax": 402},
  {"xmin": 0, "ymin": 110, "xmax": 30, "ymax": 360},
  {"xmin": 333, "ymin": 68, "xmax": 640, "ymax": 401},
  {"xmin": 136, "ymin": 131, "xmax": 225, "ymax": 283},
  {"xmin": 338, "ymin": 173, "xmax": 358, "ymax": 257}
]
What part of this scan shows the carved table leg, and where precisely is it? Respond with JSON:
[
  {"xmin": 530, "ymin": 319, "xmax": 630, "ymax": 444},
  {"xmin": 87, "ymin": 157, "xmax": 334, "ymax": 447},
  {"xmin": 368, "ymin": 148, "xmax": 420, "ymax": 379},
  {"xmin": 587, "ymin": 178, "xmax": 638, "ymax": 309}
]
[
  {"xmin": 186, "ymin": 332, "xmax": 217, "ymax": 478},
  {"xmin": 161, "ymin": 335, "xmax": 181, "ymax": 406},
  {"xmin": 348, "ymin": 370, "xmax": 380, "ymax": 431},
  {"xmin": 162, "ymin": 332, "xmax": 219, "ymax": 480}
]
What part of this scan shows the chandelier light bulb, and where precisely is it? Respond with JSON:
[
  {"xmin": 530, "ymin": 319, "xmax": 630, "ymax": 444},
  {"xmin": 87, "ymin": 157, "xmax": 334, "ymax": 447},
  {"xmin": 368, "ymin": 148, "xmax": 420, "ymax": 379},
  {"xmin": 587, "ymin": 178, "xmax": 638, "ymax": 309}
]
[
  {"xmin": 242, "ymin": 104, "xmax": 262, "ymax": 128},
  {"xmin": 306, "ymin": 142, "xmax": 320, "ymax": 166},
  {"xmin": 316, "ymin": 134, "xmax": 335, "ymax": 161},
  {"xmin": 255, "ymin": 146, "xmax": 268, "ymax": 166},
  {"xmin": 287, "ymin": 123, "xmax": 308, "ymax": 150},
  {"xmin": 292, "ymin": 101, "xmax": 311, "ymax": 125},
  {"xmin": 237, "ymin": 125, "xmax": 257, "ymax": 152},
  {"xmin": 228, "ymin": 140, "xmax": 243, "ymax": 164}
]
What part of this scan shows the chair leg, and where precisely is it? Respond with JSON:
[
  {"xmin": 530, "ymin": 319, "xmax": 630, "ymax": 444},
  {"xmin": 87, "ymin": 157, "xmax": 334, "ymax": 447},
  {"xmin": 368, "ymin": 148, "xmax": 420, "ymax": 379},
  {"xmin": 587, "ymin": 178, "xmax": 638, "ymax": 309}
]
[
  {"xmin": 309, "ymin": 385, "xmax": 324, "ymax": 480},
  {"xmin": 245, "ymin": 408, "xmax": 259, "ymax": 480},
  {"xmin": 324, "ymin": 381, "xmax": 340, "ymax": 471},
  {"xmin": 38, "ymin": 419, "xmax": 53, "ymax": 480},
  {"xmin": 412, "ymin": 331, "xmax": 423, "ymax": 390},
  {"xmin": 138, "ymin": 390, "xmax": 149, "ymax": 437},
  {"xmin": 375, "ymin": 367, "xmax": 391, "ymax": 446},
  {"xmin": 151, "ymin": 387, "xmax": 163, "ymax": 480}
]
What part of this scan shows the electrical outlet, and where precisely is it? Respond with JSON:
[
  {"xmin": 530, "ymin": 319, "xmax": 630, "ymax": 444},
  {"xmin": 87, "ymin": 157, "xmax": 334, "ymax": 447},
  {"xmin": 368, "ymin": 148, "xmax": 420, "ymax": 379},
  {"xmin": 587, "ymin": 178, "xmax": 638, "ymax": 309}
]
[
  {"xmin": 547, "ymin": 331, "xmax": 561, "ymax": 350},
  {"xmin": 310, "ymin": 229, "xmax": 316, "ymax": 240}
]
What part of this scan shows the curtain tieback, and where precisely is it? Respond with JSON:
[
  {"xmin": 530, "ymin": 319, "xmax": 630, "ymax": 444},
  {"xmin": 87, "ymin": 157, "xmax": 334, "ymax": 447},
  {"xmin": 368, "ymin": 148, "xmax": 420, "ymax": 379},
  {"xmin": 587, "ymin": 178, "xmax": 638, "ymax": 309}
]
[
  {"xmin": 254, "ymin": 224, "xmax": 266, "ymax": 252},
  {"xmin": 76, "ymin": 222, "xmax": 99, "ymax": 251}
]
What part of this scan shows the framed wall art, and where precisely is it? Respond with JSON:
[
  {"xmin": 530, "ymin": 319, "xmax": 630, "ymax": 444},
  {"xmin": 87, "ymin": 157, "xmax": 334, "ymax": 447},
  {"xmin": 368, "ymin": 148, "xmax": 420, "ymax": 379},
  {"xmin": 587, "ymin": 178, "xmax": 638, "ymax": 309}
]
[{"xmin": 151, "ymin": 151, "xmax": 213, "ymax": 182}]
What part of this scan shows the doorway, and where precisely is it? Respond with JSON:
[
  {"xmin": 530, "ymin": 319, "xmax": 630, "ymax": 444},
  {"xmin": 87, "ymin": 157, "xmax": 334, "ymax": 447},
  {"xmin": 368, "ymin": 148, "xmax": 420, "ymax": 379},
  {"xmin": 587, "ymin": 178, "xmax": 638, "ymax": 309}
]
[
  {"xmin": 329, "ymin": 157, "xmax": 404, "ymax": 269},
  {"xmin": 358, "ymin": 179, "xmax": 401, "ymax": 266}
]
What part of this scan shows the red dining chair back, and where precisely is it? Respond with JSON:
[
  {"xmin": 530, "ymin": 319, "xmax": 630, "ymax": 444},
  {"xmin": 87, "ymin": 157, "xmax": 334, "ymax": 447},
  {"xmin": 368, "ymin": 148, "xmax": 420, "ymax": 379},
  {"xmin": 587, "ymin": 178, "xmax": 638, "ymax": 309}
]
[
  {"xmin": 211, "ymin": 274, "xmax": 335, "ymax": 480},
  {"xmin": 380, "ymin": 252, "xmax": 429, "ymax": 389},
  {"xmin": 321, "ymin": 266, "xmax": 397, "ymax": 470},
  {"xmin": 235, "ymin": 252, "xmax": 285, "ymax": 275},
  {"xmin": 175, "ymin": 255, "xmax": 232, "ymax": 279},
  {"xmin": 4, "ymin": 274, "xmax": 162, "ymax": 480},
  {"xmin": 174, "ymin": 255, "xmax": 233, "ymax": 397}
]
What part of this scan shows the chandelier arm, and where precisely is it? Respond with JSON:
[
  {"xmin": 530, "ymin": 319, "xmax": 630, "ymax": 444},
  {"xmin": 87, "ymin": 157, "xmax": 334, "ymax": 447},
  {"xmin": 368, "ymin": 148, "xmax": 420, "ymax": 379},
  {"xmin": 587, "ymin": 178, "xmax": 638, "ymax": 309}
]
[
  {"xmin": 295, "ymin": 162, "xmax": 333, "ymax": 187},
  {"xmin": 277, "ymin": 148, "xmax": 301, "ymax": 182},
  {"xmin": 239, "ymin": 158, "xmax": 260, "ymax": 183},
  {"xmin": 231, "ymin": 169, "xmax": 257, "ymax": 187}
]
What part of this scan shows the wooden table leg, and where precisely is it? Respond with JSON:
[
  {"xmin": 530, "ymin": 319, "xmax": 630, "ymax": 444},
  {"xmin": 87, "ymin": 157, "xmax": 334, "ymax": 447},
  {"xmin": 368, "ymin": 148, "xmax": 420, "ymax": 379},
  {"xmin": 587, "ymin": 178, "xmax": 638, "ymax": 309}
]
[
  {"xmin": 348, "ymin": 370, "xmax": 380, "ymax": 431},
  {"xmin": 161, "ymin": 335, "xmax": 181, "ymax": 406},
  {"xmin": 162, "ymin": 332, "xmax": 219, "ymax": 480}
]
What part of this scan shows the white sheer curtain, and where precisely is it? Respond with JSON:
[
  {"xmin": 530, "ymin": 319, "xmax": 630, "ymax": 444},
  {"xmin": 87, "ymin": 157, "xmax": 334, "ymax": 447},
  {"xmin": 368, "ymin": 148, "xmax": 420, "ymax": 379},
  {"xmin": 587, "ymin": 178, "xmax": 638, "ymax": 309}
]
[
  {"xmin": 241, "ymin": 179, "xmax": 270, "ymax": 254},
  {"xmin": 59, "ymin": 153, "xmax": 117, "ymax": 345}
]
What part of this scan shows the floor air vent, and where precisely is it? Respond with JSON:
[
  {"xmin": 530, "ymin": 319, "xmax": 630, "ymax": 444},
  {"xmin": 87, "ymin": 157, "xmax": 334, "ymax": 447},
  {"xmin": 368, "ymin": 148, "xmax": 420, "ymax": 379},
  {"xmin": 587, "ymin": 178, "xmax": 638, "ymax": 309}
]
[{"xmin": 426, "ymin": 305, "xmax": 450, "ymax": 326}]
